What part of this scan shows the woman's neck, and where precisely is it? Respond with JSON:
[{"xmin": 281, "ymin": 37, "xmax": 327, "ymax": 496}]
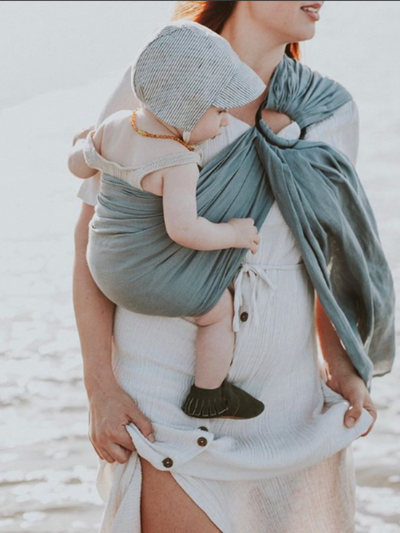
[
  {"xmin": 220, "ymin": 11, "xmax": 286, "ymax": 87},
  {"xmin": 220, "ymin": 10, "xmax": 289, "ymax": 129}
]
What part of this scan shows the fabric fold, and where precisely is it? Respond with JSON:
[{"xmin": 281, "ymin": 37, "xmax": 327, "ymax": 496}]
[{"xmin": 87, "ymin": 53, "xmax": 395, "ymax": 391}]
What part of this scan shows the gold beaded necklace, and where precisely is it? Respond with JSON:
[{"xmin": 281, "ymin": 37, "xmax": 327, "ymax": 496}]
[{"xmin": 130, "ymin": 108, "xmax": 196, "ymax": 152}]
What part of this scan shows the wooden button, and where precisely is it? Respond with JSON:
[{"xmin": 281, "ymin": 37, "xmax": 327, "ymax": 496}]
[
  {"xmin": 162, "ymin": 457, "xmax": 173, "ymax": 468},
  {"xmin": 198, "ymin": 426, "xmax": 209, "ymax": 432},
  {"xmin": 240, "ymin": 311, "xmax": 249, "ymax": 322},
  {"xmin": 197, "ymin": 437, "xmax": 208, "ymax": 447}
]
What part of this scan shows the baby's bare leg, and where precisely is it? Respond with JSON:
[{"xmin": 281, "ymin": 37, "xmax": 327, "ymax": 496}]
[
  {"xmin": 183, "ymin": 290, "xmax": 264, "ymax": 420},
  {"xmin": 194, "ymin": 289, "xmax": 234, "ymax": 389}
]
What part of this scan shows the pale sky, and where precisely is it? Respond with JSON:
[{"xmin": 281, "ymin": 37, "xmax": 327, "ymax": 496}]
[{"xmin": 0, "ymin": 1, "xmax": 174, "ymax": 109}]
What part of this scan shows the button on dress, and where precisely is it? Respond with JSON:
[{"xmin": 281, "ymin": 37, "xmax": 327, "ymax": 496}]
[{"xmin": 77, "ymin": 81, "xmax": 372, "ymax": 532}]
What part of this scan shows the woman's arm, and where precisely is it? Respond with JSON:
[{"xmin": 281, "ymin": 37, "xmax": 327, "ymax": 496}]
[
  {"xmin": 315, "ymin": 294, "xmax": 377, "ymax": 436},
  {"xmin": 312, "ymin": 99, "xmax": 377, "ymax": 436},
  {"xmin": 74, "ymin": 203, "xmax": 155, "ymax": 463},
  {"xmin": 73, "ymin": 203, "xmax": 116, "ymax": 389},
  {"xmin": 72, "ymin": 63, "xmax": 157, "ymax": 463},
  {"xmin": 162, "ymin": 163, "xmax": 259, "ymax": 253}
]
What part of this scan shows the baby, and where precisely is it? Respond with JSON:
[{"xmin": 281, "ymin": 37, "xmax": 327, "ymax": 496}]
[{"xmin": 69, "ymin": 20, "xmax": 266, "ymax": 420}]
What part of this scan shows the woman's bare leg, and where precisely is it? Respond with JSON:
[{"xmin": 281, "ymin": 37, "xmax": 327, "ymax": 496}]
[
  {"xmin": 140, "ymin": 456, "xmax": 222, "ymax": 533},
  {"xmin": 194, "ymin": 289, "xmax": 234, "ymax": 389}
]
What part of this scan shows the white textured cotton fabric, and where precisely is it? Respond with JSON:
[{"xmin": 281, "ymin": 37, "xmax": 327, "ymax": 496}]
[
  {"xmin": 77, "ymin": 66, "xmax": 370, "ymax": 533},
  {"xmin": 83, "ymin": 123, "xmax": 202, "ymax": 191}
]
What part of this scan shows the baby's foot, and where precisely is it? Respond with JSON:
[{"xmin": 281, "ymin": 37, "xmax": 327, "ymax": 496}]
[{"xmin": 181, "ymin": 378, "xmax": 265, "ymax": 420}]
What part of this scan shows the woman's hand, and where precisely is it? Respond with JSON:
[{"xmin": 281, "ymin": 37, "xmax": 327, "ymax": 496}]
[
  {"xmin": 87, "ymin": 378, "xmax": 156, "ymax": 464},
  {"xmin": 325, "ymin": 366, "xmax": 377, "ymax": 437},
  {"xmin": 315, "ymin": 293, "xmax": 377, "ymax": 437}
]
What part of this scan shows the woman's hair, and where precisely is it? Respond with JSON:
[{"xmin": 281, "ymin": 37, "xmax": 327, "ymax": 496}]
[{"xmin": 171, "ymin": 1, "xmax": 301, "ymax": 61}]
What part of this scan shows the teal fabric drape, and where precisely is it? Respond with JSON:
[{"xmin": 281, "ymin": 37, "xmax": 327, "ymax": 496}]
[{"xmin": 88, "ymin": 54, "xmax": 395, "ymax": 390}]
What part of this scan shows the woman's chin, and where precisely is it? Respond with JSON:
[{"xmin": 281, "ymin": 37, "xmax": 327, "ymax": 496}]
[{"xmin": 296, "ymin": 25, "xmax": 317, "ymax": 41}]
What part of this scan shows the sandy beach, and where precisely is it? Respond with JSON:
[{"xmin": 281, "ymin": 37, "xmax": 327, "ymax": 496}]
[{"xmin": 0, "ymin": 2, "xmax": 399, "ymax": 532}]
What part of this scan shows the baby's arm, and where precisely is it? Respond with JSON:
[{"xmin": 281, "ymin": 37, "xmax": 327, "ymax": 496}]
[
  {"xmin": 68, "ymin": 125, "xmax": 105, "ymax": 179},
  {"xmin": 163, "ymin": 164, "xmax": 259, "ymax": 252}
]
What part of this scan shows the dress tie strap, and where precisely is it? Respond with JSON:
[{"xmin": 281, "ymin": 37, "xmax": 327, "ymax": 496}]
[{"xmin": 232, "ymin": 263, "xmax": 278, "ymax": 333}]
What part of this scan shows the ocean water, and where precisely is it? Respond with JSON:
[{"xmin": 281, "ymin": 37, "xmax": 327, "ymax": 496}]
[{"xmin": 0, "ymin": 1, "xmax": 399, "ymax": 531}]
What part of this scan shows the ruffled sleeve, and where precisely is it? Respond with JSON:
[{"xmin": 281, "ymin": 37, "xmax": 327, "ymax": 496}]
[{"xmin": 76, "ymin": 64, "xmax": 139, "ymax": 207}]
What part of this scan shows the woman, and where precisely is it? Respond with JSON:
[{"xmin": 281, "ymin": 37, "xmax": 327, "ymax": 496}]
[{"xmin": 73, "ymin": 2, "xmax": 380, "ymax": 532}]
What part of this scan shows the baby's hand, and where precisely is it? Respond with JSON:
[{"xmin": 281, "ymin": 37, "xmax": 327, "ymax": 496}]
[
  {"xmin": 72, "ymin": 125, "xmax": 95, "ymax": 146},
  {"xmin": 227, "ymin": 218, "xmax": 260, "ymax": 254}
]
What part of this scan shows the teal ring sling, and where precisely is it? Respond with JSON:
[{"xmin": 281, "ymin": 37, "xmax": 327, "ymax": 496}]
[{"xmin": 87, "ymin": 54, "xmax": 396, "ymax": 390}]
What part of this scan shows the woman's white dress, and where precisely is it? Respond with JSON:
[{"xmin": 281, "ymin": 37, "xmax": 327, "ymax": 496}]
[{"xmin": 77, "ymin": 67, "xmax": 373, "ymax": 533}]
